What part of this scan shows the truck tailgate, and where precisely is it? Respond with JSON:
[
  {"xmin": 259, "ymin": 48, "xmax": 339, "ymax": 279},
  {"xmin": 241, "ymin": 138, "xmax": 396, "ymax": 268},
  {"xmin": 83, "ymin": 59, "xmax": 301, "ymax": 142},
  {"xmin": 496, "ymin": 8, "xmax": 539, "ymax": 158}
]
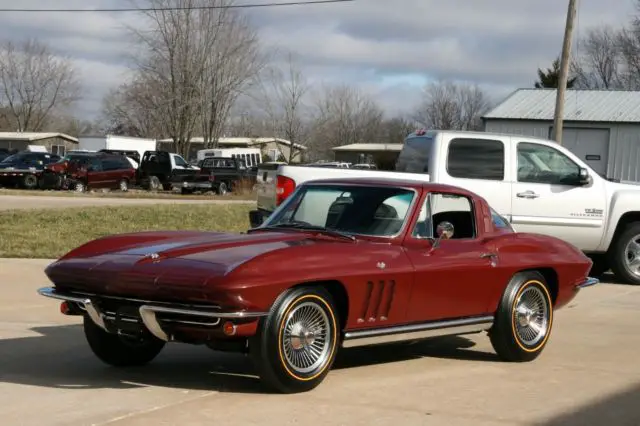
[{"xmin": 256, "ymin": 163, "xmax": 280, "ymax": 212}]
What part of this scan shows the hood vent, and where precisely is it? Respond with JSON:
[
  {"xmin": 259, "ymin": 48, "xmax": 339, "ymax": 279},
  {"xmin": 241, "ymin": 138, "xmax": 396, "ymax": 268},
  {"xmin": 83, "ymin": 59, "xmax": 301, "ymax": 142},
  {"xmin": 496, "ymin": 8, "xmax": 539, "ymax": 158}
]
[{"xmin": 358, "ymin": 279, "xmax": 396, "ymax": 323}]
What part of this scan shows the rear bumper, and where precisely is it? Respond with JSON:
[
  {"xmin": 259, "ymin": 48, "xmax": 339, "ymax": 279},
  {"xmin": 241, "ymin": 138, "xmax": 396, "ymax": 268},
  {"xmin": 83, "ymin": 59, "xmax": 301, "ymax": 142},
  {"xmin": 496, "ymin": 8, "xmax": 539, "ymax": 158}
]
[
  {"xmin": 576, "ymin": 277, "xmax": 599, "ymax": 289},
  {"xmin": 37, "ymin": 286, "xmax": 268, "ymax": 342}
]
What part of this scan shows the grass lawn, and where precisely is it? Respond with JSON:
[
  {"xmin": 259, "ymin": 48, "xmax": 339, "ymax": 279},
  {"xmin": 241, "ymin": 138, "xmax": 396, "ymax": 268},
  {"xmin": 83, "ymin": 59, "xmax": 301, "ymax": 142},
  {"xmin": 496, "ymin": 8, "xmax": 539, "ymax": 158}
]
[
  {"xmin": 0, "ymin": 203, "xmax": 253, "ymax": 259},
  {"xmin": 0, "ymin": 188, "xmax": 255, "ymax": 201}
]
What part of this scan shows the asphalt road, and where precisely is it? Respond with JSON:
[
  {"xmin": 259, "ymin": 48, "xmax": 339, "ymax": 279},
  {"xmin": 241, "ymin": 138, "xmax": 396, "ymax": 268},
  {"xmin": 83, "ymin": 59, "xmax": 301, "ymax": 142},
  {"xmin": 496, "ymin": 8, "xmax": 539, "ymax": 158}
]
[
  {"xmin": 0, "ymin": 194, "xmax": 254, "ymax": 210},
  {"xmin": 1, "ymin": 258, "xmax": 639, "ymax": 426}
]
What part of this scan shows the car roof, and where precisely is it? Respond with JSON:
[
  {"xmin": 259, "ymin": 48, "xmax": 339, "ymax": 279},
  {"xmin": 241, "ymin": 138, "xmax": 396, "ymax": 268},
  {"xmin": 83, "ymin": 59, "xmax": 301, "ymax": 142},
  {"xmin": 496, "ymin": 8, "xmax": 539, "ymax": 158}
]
[{"xmin": 303, "ymin": 177, "xmax": 478, "ymax": 198}]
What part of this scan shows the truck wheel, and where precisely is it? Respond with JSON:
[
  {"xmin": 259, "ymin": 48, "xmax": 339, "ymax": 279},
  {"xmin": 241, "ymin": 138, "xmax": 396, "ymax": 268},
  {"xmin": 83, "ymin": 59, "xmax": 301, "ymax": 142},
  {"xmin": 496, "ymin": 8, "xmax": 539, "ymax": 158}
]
[
  {"xmin": 608, "ymin": 222, "xmax": 640, "ymax": 285},
  {"xmin": 489, "ymin": 271, "xmax": 554, "ymax": 362},
  {"xmin": 217, "ymin": 182, "xmax": 228, "ymax": 195},
  {"xmin": 148, "ymin": 176, "xmax": 161, "ymax": 191},
  {"xmin": 83, "ymin": 315, "xmax": 165, "ymax": 367},
  {"xmin": 22, "ymin": 174, "xmax": 38, "ymax": 189},
  {"xmin": 250, "ymin": 286, "xmax": 339, "ymax": 393}
]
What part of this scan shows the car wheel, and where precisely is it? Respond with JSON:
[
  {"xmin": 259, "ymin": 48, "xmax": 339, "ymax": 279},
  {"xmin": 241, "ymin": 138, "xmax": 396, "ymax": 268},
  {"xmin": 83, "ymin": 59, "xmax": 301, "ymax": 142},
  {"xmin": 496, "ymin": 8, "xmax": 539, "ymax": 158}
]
[
  {"xmin": 83, "ymin": 315, "xmax": 165, "ymax": 367},
  {"xmin": 22, "ymin": 174, "xmax": 38, "ymax": 189},
  {"xmin": 74, "ymin": 180, "xmax": 87, "ymax": 193},
  {"xmin": 608, "ymin": 222, "xmax": 640, "ymax": 285},
  {"xmin": 217, "ymin": 182, "xmax": 228, "ymax": 195},
  {"xmin": 119, "ymin": 178, "xmax": 129, "ymax": 192},
  {"xmin": 489, "ymin": 271, "xmax": 553, "ymax": 362},
  {"xmin": 250, "ymin": 286, "xmax": 340, "ymax": 393}
]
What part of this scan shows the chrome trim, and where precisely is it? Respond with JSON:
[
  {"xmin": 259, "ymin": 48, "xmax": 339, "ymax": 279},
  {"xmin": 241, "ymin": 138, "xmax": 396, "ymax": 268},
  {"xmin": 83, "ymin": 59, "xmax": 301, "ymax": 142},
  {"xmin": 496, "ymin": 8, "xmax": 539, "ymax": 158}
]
[
  {"xmin": 341, "ymin": 315, "xmax": 494, "ymax": 348},
  {"xmin": 576, "ymin": 277, "xmax": 599, "ymax": 289},
  {"xmin": 37, "ymin": 286, "xmax": 268, "ymax": 342}
]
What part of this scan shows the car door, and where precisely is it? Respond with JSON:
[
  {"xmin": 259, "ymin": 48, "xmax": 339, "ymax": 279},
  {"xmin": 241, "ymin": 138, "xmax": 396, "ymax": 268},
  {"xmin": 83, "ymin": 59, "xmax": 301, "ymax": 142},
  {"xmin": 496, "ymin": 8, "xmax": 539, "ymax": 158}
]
[
  {"xmin": 403, "ymin": 191, "xmax": 498, "ymax": 322},
  {"xmin": 510, "ymin": 140, "xmax": 607, "ymax": 252},
  {"xmin": 87, "ymin": 157, "xmax": 107, "ymax": 188}
]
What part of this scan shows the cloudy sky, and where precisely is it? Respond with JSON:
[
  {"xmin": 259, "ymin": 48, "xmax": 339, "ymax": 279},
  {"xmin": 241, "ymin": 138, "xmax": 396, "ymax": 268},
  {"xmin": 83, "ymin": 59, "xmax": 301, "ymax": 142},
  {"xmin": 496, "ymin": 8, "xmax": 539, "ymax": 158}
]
[{"xmin": 0, "ymin": 0, "xmax": 634, "ymax": 121}]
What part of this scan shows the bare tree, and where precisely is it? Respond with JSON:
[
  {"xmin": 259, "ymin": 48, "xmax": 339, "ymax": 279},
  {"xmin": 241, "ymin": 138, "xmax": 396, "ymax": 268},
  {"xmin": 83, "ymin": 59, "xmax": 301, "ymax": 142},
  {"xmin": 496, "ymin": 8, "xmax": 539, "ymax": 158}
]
[
  {"xmin": 121, "ymin": 0, "xmax": 264, "ymax": 156},
  {"xmin": 255, "ymin": 52, "xmax": 311, "ymax": 162},
  {"xmin": 310, "ymin": 84, "xmax": 384, "ymax": 160},
  {"xmin": 100, "ymin": 77, "xmax": 166, "ymax": 137},
  {"xmin": 199, "ymin": 2, "xmax": 264, "ymax": 150},
  {"xmin": 0, "ymin": 38, "xmax": 81, "ymax": 132},
  {"xmin": 572, "ymin": 25, "xmax": 624, "ymax": 89},
  {"xmin": 412, "ymin": 80, "xmax": 492, "ymax": 131}
]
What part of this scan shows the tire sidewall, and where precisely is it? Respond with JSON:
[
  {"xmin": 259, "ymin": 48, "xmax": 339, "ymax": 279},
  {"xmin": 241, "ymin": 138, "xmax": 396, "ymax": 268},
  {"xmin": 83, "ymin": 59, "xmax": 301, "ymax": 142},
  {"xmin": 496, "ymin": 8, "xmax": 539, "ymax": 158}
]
[
  {"xmin": 491, "ymin": 272, "xmax": 554, "ymax": 361},
  {"xmin": 252, "ymin": 286, "xmax": 339, "ymax": 393},
  {"xmin": 608, "ymin": 223, "xmax": 640, "ymax": 285}
]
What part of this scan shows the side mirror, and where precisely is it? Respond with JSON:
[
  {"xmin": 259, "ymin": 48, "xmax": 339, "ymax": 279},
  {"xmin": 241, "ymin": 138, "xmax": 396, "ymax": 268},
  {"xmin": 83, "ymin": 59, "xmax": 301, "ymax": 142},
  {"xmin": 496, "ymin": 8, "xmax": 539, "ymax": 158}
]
[
  {"xmin": 578, "ymin": 167, "xmax": 592, "ymax": 185},
  {"xmin": 431, "ymin": 221, "xmax": 454, "ymax": 250}
]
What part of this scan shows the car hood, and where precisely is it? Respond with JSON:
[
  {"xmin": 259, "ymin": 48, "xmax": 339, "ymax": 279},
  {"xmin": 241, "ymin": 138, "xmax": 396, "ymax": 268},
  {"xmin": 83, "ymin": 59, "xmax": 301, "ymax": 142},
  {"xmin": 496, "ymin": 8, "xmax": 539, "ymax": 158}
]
[{"xmin": 44, "ymin": 230, "xmax": 318, "ymax": 302}]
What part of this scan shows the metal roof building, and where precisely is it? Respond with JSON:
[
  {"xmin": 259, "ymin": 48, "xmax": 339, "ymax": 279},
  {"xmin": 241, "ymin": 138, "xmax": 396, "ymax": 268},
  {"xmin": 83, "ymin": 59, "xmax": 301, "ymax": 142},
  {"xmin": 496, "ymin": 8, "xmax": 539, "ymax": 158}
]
[{"xmin": 482, "ymin": 88, "xmax": 640, "ymax": 182}]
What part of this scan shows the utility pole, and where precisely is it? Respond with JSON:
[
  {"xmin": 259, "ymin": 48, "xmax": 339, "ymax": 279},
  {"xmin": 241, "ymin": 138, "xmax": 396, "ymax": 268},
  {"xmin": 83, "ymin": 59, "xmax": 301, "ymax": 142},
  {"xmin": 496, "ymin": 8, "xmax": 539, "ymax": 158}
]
[{"xmin": 551, "ymin": 0, "xmax": 578, "ymax": 145}]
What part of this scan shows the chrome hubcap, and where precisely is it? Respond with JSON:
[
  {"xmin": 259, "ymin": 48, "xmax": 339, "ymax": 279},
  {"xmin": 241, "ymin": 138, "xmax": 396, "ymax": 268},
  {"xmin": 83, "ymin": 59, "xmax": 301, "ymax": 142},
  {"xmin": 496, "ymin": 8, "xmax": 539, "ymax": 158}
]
[
  {"xmin": 282, "ymin": 302, "xmax": 331, "ymax": 374},
  {"xmin": 513, "ymin": 286, "xmax": 549, "ymax": 346},
  {"xmin": 624, "ymin": 234, "xmax": 640, "ymax": 277},
  {"xmin": 120, "ymin": 181, "xmax": 127, "ymax": 191}
]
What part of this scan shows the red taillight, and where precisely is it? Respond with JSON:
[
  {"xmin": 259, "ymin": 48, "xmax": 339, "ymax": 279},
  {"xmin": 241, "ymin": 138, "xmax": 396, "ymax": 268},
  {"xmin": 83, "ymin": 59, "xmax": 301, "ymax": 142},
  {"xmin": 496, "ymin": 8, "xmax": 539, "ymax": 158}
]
[{"xmin": 276, "ymin": 175, "xmax": 295, "ymax": 205}]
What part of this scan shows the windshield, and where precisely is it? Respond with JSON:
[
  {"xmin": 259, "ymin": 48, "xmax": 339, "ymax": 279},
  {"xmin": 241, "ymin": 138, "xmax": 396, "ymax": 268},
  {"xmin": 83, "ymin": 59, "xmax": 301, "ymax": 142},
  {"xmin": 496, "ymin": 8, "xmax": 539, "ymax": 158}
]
[
  {"xmin": 263, "ymin": 184, "xmax": 416, "ymax": 237},
  {"xmin": 0, "ymin": 152, "xmax": 23, "ymax": 163}
]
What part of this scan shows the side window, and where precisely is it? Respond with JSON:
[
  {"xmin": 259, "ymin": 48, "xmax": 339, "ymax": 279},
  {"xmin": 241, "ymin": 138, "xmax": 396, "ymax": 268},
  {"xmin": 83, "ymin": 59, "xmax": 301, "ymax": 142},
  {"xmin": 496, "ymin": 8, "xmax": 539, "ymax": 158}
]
[
  {"xmin": 412, "ymin": 192, "xmax": 475, "ymax": 239},
  {"xmin": 517, "ymin": 142, "xmax": 580, "ymax": 185},
  {"xmin": 173, "ymin": 155, "xmax": 189, "ymax": 167},
  {"xmin": 446, "ymin": 138, "xmax": 505, "ymax": 180},
  {"xmin": 89, "ymin": 158, "xmax": 102, "ymax": 171}
]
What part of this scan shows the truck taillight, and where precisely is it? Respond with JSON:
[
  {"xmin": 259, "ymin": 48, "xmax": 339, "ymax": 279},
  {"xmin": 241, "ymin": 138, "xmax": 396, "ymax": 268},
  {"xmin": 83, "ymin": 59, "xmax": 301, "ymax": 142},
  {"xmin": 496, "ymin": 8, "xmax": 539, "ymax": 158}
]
[{"xmin": 276, "ymin": 175, "xmax": 295, "ymax": 206}]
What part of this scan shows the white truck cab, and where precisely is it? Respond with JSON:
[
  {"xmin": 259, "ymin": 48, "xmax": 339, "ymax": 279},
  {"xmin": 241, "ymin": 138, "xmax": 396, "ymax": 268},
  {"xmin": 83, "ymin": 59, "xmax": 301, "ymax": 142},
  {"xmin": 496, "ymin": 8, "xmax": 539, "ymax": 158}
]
[{"xmin": 250, "ymin": 129, "xmax": 640, "ymax": 285}]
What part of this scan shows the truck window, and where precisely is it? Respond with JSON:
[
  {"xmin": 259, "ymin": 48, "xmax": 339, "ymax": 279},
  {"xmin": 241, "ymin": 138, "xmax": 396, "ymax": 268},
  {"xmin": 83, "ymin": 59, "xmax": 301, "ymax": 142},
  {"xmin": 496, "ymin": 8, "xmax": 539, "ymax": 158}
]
[
  {"xmin": 517, "ymin": 142, "xmax": 581, "ymax": 185},
  {"xmin": 173, "ymin": 155, "xmax": 189, "ymax": 167},
  {"xmin": 446, "ymin": 138, "xmax": 504, "ymax": 180},
  {"xmin": 396, "ymin": 135, "xmax": 433, "ymax": 173}
]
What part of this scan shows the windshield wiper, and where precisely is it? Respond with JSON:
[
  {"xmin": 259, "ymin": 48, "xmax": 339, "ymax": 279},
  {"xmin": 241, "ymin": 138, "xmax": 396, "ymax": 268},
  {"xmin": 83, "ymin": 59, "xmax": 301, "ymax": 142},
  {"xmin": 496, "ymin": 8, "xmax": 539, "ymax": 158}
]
[{"xmin": 253, "ymin": 222, "xmax": 356, "ymax": 242}]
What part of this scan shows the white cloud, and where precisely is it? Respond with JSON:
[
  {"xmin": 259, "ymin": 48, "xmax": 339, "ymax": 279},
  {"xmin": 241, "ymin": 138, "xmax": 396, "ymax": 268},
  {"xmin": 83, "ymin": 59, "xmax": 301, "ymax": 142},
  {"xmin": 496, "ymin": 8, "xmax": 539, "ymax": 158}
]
[{"xmin": 0, "ymin": 0, "xmax": 633, "ymax": 120}]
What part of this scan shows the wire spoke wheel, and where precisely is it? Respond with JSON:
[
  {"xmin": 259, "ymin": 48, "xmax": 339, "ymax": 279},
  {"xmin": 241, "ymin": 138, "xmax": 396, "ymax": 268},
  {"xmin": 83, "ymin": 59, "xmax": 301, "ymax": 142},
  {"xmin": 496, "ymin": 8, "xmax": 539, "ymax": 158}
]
[
  {"xmin": 281, "ymin": 301, "xmax": 331, "ymax": 374},
  {"xmin": 513, "ymin": 285, "xmax": 549, "ymax": 347}
]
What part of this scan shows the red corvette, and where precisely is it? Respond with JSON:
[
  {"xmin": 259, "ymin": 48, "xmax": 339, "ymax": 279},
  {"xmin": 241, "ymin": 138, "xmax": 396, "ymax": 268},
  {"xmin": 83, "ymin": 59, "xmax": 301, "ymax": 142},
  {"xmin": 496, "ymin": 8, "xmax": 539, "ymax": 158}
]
[{"xmin": 38, "ymin": 178, "xmax": 597, "ymax": 393}]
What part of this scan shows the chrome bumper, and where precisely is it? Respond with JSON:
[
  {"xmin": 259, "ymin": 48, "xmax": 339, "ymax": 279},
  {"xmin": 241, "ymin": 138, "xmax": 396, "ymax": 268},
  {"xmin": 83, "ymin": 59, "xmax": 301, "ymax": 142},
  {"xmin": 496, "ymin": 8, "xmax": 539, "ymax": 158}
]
[
  {"xmin": 37, "ymin": 286, "xmax": 267, "ymax": 342},
  {"xmin": 576, "ymin": 277, "xmax": 599, "ymax": 289}
]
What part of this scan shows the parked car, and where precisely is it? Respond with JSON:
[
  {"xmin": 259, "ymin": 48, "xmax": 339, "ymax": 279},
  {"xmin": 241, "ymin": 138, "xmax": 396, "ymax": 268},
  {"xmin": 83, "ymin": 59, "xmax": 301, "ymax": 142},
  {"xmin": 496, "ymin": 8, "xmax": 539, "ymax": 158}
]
[
  {"xmin": 171, "ymin": 156, "xmax": 254, "ymax": 195},
  {"xmin": 38, "ymin": 178, "xmax": 596, "ymax": 393},
  {"xmin": 136, "ymin": 150, "xmax": 199, "ymax": 191},
  {"xmin": 0, "ymin": 151, "xmax": 60, "ymax": 189},
  {"xmin": 42, "ymin": 152, "xmax": 137, "ymax": 192},
  {"xmin": 250, "ymin": 129, "xmax": 640, "ymax": 286}
]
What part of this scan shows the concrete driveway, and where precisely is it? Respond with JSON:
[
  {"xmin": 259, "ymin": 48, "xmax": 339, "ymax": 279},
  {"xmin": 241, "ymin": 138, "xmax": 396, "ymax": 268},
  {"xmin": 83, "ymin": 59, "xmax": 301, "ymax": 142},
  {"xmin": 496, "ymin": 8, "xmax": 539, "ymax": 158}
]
[
  {"xmin": 1, "ymin": 258, "xmax": 639, "ymax": 426},
  {"xmin": 0, "ymin": 194, "xmax": 254, "ymax": 210}
]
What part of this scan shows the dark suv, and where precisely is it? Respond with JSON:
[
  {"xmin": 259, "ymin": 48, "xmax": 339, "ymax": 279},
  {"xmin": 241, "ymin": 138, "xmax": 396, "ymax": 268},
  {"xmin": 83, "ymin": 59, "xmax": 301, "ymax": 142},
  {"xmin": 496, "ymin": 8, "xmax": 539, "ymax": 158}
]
[{"xmin": 41, "ymin": 152, "xmax": 136, "ymax": 192}]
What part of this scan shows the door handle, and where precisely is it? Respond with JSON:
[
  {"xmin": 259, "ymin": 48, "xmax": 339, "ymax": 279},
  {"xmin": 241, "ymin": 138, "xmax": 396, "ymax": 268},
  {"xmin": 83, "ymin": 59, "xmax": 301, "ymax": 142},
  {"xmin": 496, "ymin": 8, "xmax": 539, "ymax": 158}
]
[
  {"xmin": 480, "ymin": 252, "xmax": 498, "ymax": 267},
  {"xmin": 516, "ymin": 190, "xmax": 539, "ymax": 199}
]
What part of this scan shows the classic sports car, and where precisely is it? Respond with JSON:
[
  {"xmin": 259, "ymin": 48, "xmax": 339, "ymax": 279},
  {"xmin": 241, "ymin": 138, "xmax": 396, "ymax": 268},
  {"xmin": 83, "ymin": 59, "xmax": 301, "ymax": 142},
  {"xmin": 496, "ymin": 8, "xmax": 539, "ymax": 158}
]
[{"xmin": 38, "ymin": 177, "xmax": 598, "ymax": 393}]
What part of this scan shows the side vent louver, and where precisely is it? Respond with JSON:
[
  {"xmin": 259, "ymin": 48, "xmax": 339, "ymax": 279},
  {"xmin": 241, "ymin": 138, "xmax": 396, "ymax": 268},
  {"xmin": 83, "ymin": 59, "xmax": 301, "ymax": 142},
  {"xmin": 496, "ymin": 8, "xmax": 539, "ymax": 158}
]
[{"xmin": 358, "ymin": 279, "xmax": 396, "ymax": 323}]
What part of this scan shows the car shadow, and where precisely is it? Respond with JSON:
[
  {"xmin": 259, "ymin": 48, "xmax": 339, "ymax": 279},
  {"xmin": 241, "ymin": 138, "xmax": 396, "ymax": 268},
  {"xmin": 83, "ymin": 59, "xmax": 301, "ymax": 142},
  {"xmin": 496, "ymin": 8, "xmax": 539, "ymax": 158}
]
[
  {"xmin": 0, "ymin": 325, "xmax": 496, "ymax": 394},
  {"xmin": 535, "ymin": 382, "xmax": 640, "ymax": 425}
]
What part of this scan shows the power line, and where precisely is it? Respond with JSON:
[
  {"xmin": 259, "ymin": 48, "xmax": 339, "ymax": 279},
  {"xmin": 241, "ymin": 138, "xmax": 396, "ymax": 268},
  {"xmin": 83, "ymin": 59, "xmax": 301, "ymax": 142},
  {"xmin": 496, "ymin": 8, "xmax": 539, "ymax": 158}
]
[{"xmin": 0, "ymin": 0, "xmax": 354, "ymax": 12}]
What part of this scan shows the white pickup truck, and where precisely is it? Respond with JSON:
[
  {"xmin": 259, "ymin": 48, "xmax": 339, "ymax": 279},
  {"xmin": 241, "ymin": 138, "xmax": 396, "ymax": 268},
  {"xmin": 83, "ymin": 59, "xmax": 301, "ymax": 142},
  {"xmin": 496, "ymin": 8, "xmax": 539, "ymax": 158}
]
[{"xmin": 249, "ymin": 129, "xmax": 640, "ymax": 285}]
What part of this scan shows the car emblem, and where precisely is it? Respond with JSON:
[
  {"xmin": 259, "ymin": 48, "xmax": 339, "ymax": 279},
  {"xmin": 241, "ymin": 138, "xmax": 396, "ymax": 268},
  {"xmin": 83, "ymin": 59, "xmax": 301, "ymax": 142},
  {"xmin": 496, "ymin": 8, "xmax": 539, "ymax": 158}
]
[
  {"xmin": 377, "ymin": 262, "xmax": 386, "ymax": 269},
  {"xmin": 145, "ymin": 253, "xmax": 160, "ymax": 260}
]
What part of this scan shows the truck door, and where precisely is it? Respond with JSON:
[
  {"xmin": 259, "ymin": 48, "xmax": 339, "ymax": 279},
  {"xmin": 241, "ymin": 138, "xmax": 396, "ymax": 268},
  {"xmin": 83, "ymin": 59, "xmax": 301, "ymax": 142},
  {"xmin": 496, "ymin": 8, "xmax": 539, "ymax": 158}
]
[
  {"xmin": 438, "ymin": 135, "xmax": 513, "ymax": 220},
  {"xmin": 510, "ymin": 140, "xmax": 606, "ymax": 251}
]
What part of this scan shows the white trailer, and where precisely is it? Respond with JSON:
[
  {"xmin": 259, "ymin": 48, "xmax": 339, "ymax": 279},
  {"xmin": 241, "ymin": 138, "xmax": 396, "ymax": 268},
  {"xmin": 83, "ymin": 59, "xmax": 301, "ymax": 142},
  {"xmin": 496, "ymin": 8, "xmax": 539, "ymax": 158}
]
[
  {"xmin": 197, "ymin": 147, "xmax": 262, "ymax": 167},
  {"xmin": 78, "ymin": 135, "xmax": 157, "ymax": 162}
]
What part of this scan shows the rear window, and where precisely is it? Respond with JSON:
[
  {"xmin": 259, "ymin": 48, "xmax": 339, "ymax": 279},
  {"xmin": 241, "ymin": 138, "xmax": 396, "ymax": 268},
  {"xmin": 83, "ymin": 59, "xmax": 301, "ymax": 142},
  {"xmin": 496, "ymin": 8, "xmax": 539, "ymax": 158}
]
[{"xmin": 396, "ymin": 135, "xmax": 433, "ymax": 173}]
